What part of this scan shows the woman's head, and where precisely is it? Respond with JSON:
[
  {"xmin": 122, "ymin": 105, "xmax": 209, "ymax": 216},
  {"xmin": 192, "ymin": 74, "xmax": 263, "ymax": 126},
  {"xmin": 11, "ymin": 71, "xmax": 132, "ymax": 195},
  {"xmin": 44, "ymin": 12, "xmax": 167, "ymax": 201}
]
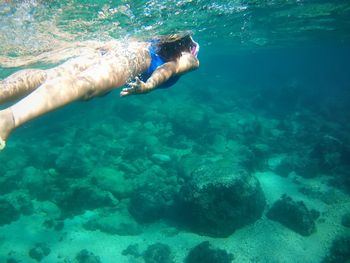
[{"xmin": 153, "ymin": 31, "xmax": 199, "ymax": 61}]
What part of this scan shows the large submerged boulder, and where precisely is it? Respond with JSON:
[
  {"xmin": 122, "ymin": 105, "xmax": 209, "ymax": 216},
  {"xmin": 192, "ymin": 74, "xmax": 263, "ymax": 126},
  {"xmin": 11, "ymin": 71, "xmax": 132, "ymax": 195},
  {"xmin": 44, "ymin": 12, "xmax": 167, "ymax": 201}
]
[{"xmin": 175, "ymin": 164, "xmax": 266, "ymax": 237}]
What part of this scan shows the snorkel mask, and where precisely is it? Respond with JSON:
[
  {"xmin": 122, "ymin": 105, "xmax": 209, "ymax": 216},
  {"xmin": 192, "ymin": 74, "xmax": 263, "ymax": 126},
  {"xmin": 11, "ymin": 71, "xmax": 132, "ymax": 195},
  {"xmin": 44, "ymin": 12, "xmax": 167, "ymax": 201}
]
[{"xmin": 190, "ymin": 36, "xmax": 200, "ymax": 57}]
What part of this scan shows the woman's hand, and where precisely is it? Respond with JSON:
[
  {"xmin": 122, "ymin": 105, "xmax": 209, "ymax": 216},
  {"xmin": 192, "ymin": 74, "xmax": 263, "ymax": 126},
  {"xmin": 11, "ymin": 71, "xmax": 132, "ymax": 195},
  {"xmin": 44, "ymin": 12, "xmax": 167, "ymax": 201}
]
[{"xmin": 120, "ymin": 77, "xmax": 149, "ymax": 97}]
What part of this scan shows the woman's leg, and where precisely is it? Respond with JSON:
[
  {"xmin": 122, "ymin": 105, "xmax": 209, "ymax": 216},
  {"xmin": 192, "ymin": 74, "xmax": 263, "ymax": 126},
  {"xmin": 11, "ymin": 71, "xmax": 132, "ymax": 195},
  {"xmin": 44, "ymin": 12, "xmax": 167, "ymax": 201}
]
[
  {"xmin": 0, "ymin": 74, "xmax": 90, "ymax": 149},
  {"xmin": 0, "ymin": 69, "xmax": 47, "ymax": 104},
  {"xmin": 0, "ymin": 53, "xmax": 103, "ymax": 105},
  {"xmin": 0, "ymin": 43, "xmax": 150, "ymax": 149},
  {"xmin": 0, "ymin": 57, "xmax": 131, "ymax": 149},
  {"xmin": 0, "ymin": 108, "xmax": 14, "ymax": 149}
]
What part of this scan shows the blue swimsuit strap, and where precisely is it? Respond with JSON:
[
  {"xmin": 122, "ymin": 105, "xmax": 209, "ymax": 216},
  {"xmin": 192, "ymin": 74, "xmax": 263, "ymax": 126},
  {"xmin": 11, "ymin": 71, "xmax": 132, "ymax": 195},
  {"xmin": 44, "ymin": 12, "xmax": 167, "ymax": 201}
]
[{"xmin": 148, "ymin": 44, "xmax": 165, "ymax": 75}]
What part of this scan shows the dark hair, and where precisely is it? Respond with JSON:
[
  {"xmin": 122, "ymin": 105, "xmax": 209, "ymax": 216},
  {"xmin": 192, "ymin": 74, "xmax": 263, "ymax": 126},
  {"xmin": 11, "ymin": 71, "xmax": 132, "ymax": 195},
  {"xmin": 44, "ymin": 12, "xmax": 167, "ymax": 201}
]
[{"xmin": 153, "ymin": 32, "xmax": 196, "ymax": 62}]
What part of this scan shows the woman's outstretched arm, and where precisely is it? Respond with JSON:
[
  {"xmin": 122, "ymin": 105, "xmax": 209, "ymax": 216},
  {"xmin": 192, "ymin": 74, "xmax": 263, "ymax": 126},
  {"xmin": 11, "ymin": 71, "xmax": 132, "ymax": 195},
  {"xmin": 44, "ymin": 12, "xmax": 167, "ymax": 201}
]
[{"xmin": 120, "ymin": 53, "xmax": 199, "ymax": 96}]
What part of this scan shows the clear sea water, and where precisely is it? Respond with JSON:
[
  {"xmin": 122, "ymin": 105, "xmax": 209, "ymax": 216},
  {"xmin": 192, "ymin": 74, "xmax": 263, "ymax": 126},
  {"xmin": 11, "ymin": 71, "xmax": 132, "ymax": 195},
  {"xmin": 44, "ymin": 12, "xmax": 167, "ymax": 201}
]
[{"xmin": 1, "ymin": 1, "xmax": 350, "ymax": 263}]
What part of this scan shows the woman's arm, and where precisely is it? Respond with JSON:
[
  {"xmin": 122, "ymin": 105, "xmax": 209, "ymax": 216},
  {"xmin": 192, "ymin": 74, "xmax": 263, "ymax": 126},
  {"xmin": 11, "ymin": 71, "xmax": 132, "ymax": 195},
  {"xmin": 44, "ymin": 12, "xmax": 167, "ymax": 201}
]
[
  {"xmin": 120, "ymin": 53, "xmax": 199, "ymax": 96},
  {"xmin": 175, "ymin": 52, "xmax": 200, "ymax": 75}
]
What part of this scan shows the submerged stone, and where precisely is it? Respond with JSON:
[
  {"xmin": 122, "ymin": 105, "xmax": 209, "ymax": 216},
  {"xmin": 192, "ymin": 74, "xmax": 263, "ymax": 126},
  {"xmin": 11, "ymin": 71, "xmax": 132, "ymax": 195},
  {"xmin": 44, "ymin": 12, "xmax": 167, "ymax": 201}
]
[
  {"xmin": 322, "ymin": 235, "xmax": 350, "ymax": 263},
  {"xmin": 185, "ymin": 241, "xmax": 234, "ymax": 263},
  {"xmin": 266, "ymin": 194, "xmax": 319, "ymax": 236},
  {"xmin": 175, "ymin": 164, "xmax": 266, "ymax": 237},
  {"xmin": 122, "ymin": 244, "xmax": 141, "ymax": 258},
  {"xmin": 0, "ymin": 198, "xmax": 20, "ymax": 226},
  {"xmin": 76, "ymin": 249, "xmax": 101, "ymax": 263},
  {"xmin": 128, "ymin": 190, "xmax": 168, "ymax": 224},
  {"xmin": 55, "ymin": 148, "xmax": 92, "ymax": 178},
  {"xmin": 143, "ymin": 243, "xmax": 174, "ymax": 263},
  {"xmin": 341, "ymin": 212, "xmax": 350, "ymax": 228},
  {"xmin": 28, "ymin": 243, "xmax": 51, "ymax": 262},
  {"xmin": 89, "ymin": 167, "xmax": 133, "ymax": 199}
]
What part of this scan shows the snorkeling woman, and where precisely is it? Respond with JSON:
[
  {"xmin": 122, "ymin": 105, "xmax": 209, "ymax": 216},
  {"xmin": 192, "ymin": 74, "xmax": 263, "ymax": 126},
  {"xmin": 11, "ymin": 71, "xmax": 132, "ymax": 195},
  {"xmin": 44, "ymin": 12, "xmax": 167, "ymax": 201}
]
[{"xmin": 0, "ymin": 32, "xmax": 200, "ymax": 150}]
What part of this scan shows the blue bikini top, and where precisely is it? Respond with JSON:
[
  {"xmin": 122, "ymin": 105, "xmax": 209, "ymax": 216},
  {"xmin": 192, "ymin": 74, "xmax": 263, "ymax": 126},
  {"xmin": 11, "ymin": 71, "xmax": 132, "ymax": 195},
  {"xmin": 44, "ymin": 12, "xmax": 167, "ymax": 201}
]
[{"xmin": 140, "ymin": 41, "xmax": 180, "ymax": 89}]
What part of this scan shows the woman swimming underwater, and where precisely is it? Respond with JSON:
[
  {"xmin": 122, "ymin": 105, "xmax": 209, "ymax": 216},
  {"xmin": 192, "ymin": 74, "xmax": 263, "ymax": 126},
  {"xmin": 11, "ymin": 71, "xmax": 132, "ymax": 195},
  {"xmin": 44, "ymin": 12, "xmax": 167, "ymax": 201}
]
[{"xmin": 0, "ymin": 32, "xmax": 200, "ymax": 150}]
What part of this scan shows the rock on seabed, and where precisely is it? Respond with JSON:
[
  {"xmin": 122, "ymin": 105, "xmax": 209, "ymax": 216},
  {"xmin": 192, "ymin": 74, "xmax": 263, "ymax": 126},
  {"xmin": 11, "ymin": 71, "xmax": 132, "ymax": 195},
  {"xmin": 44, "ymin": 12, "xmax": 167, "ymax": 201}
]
[{"xmin": 176, "ymin": 164, "xmax": 266, "ymax": 237}]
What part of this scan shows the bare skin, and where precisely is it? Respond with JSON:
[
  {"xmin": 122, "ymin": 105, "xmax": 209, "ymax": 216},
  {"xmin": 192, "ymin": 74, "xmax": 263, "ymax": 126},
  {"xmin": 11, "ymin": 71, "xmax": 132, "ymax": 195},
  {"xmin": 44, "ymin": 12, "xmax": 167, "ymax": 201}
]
[{"xmin": 0, "ymin": 39, "xmax": 199, "ymax": 149}]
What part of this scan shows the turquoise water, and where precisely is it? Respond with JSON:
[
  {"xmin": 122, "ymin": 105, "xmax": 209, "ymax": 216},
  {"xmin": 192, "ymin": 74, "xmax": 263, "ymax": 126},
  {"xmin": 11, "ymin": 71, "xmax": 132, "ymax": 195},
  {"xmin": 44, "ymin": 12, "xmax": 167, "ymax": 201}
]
[{"xmin": 1, "ymin": 1, "xmax": 350, "ymax": 263}]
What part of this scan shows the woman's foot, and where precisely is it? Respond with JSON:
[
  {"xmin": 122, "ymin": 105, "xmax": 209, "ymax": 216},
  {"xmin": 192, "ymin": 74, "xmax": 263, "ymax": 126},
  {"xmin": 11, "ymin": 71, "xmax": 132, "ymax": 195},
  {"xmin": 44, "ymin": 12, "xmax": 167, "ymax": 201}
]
[{"xmin": 0, "ymin": 109, "xmax": 15, "ymax": 150}]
